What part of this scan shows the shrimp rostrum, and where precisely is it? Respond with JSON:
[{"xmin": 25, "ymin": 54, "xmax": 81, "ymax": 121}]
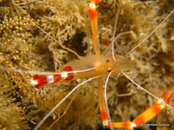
[{"xmin": 0, "ymin": 0, "xmax": 174, "ymax": 129}]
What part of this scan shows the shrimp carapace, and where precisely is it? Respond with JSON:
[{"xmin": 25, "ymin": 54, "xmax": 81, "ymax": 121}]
[{"xmin": 32, "ymin": 55, "xmax": 134, "ymax": 88}]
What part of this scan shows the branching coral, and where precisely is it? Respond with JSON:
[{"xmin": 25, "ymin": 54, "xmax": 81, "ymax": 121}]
[{"xmin": 0, "ymin": 0, "xmax": 174, "ymax": 130}]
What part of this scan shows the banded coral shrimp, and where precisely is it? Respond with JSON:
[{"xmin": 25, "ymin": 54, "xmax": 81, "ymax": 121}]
[{"xmin": 0, "ymin": 0, "xmax": 174, "ymax": 130}]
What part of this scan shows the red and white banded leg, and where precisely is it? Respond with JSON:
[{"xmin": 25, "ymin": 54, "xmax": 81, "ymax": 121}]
[{"xmin": 31, "ymin": 66, "xmax": 74, "ymax": 88}]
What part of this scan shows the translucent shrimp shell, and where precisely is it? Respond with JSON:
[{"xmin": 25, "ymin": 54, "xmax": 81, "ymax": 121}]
[{"xmin": 60, "ymin": 55, "xmax": 134, "ymax": 79}]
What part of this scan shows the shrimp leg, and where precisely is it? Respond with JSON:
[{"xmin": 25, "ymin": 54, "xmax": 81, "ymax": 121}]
[
  {"xmin": 90, "ymin": 0, "xmax": 101, "ymax": 55},
  {"xmin": 97, "ymin": 78, "xmax": 110, "ymax": 125},
  {"xmin": 90, "ymin": 0, "xmax": 110, "ymax": 125},
  {"xmin": 103, "ymin": 91, "xmax": 173, "ymax": 129}
]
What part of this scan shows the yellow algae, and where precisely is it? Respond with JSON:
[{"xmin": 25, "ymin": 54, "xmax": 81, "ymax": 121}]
[{"xmin": 0, "ymin": 0, "xmax": 174, "ymax": 129}]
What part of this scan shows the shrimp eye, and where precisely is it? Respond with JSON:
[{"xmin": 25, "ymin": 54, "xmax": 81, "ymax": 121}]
[
  {"xmin": 106, "ymin": 59, "xmax": 110, "ymax": 63},
  {"xmin": 107, "ymin": 68, "xmax": 111, "ymax": 72}
]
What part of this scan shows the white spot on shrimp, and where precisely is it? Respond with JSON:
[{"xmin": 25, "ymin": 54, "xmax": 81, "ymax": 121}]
[
  {"xmin": 89, "ymin": 2, "xmax": 96, "ymax": 9},
  {"xmin": 31, "ymin": 79, "xmax": 38, "ymax": 86},
  {"xmin": 158, "ymin": 99, "xmax": 164, "ymax": 104},
  {"xmin": 47, "ymin": 75, "xmax": 54, "ymax": 83},
  {"xmin": 61, "ymin": 72, "xmax": 68, "ymax": 79},
  {"xmin": 103, "ymin": 120, "xmax": 109, "ymax": 126}
]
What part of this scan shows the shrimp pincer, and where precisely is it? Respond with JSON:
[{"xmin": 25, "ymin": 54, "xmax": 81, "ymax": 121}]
[{"xmin": 32, "ymin": 55, "xmax": 134, "ymax": 88}]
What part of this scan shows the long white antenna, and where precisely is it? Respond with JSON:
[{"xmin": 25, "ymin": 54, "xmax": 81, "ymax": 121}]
[
  {"xmin": 111, "ymin": 3, "xmax": 120, "ymax": 61},
  {"xmin": 125, "ymin": 9, "xmax": 174, "ymax": 57},
  {"xmin": 34, "ymin": 76, "xmax": 100, "ymax": 130},
  {"xmin": 122, "ymin": 71, "xmax": 174, "ymax": 110},
  {"xmin": 104, "ymin": 72, "xmax": 113, "ymax": 130},
  {"xmin": 33, "ymin": 22, "xmax": 80, "ymax": 59},
  {"xmin": 0, "ymin": 65, "xmax": 96, "ymax": 75}
]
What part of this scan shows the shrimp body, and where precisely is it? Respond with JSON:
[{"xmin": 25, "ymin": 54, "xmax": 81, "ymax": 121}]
[{"xmin": 32, "ymin": 55, "xmax": 134, "ymax": 88}]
